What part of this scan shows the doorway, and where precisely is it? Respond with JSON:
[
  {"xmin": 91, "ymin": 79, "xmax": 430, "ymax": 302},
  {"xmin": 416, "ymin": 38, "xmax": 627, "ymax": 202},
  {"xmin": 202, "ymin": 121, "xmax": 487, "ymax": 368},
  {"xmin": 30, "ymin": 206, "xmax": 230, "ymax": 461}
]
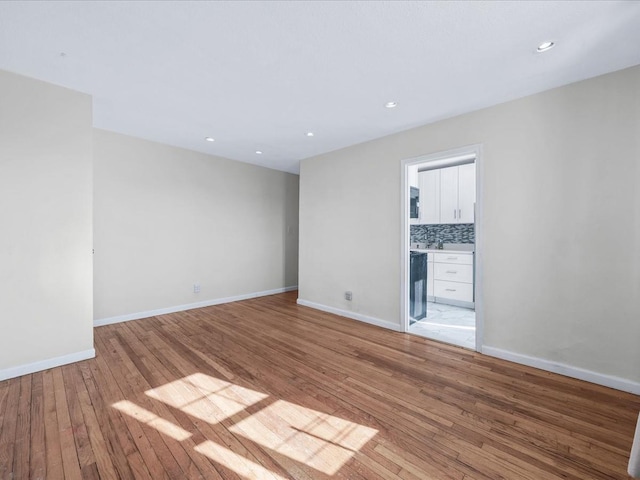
[{"xmin": 401, "ymin": 145, "xmax": 483, "ymax": 351}]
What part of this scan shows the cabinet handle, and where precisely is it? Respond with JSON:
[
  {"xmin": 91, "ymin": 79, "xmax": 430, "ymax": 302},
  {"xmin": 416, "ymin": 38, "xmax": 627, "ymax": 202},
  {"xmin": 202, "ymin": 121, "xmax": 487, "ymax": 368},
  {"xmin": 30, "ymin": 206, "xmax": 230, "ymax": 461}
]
[
  {"xmin": 446, "ymin": 270, "xmax": 457, "ymax": 274},
  {"xmin": 458, "ymin": 208, "xmax": 461, "ymax": 218},
  {"xmin": 453, "ymin": 209, "xmax": 456, "ymax": 219},
  {"xmin": 447, "ymin": 257, "xmax": 457, "ymax": 260},
  {"xmin": 445, "ymin": 288, "xmax": 456, "ymax": 292}
]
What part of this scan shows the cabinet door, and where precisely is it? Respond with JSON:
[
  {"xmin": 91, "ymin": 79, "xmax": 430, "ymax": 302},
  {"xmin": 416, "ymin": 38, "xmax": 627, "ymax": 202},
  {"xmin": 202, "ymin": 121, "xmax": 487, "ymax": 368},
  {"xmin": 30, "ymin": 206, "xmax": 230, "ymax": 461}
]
[
  {"xmin": 439, "ymin": 166, "xmax": 458, "ymax": 224},
  {"xmin": 433, "ymin": 252, "xmax": 473, "ymax": 265},
  {"xmin": 419, "ymin": 170, "xmax": 440, "ymax": 224},
  {"xmin": 408, "ymin": 165, "xmax": 419, "ymax": 188},
  {"xmin": 457, "ymin": 163, "xmax": 476, "ymax": 224},
  {"xmin": 434, "ymin": 280, "xmax": 474, "ymax": 302},
  {"xmin": 434, "ymin": 263, "xmax": 474, "ymax": 283}
]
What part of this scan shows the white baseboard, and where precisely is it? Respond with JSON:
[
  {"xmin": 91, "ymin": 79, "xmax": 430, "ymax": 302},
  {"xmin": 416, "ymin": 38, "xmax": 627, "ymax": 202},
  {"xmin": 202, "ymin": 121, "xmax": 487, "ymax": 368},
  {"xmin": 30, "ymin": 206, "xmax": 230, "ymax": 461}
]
[
  {"xmin": 482, "ymin": 346, "xmax": 640, "ymax": 395},
  {"xmin": 296, "ymin": 298, "xmax": 402, "ymax": 332},
  {"xmin": 94, "ymin": 286, "xmax": 298, "ymax": 327},
  {"xmin": 0, "ymin": 348, "xmax": 96, "ymax": 382}
]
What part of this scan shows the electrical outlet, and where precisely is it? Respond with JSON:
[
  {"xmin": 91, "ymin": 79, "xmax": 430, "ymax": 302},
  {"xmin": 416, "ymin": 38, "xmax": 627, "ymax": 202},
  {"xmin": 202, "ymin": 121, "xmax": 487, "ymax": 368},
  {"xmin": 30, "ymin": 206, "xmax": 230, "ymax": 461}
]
[
  {"xmin": 193, "ymin": 283, "xmax": 201, "ymax": 294},
  {"xmin": 345, "ymin": 291, "xmax": 352, "ymax": 301}
]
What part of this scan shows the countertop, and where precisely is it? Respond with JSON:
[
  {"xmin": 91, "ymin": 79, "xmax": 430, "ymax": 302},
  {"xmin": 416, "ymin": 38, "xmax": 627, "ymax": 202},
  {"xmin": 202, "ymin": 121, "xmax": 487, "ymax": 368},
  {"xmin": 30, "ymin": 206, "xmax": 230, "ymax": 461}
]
[{"xmin": 410, "ymin": 244, "xmax": 474, "ymax": 254}]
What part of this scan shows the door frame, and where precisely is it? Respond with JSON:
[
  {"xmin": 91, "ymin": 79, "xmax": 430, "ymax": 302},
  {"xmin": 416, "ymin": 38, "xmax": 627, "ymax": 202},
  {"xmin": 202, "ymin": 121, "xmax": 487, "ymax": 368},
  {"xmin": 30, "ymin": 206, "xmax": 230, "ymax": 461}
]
[{"xmin": 400, "ymin": 144, "xmax": 484, "ymax": 352}]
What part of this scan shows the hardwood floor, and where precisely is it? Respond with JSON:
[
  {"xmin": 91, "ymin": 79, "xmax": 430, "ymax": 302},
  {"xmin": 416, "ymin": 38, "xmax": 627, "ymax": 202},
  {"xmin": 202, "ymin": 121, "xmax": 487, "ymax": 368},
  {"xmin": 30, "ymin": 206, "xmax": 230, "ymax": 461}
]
[{"xmin": 1, "ymin": 291, "xmax": 639, "ymax": 479}]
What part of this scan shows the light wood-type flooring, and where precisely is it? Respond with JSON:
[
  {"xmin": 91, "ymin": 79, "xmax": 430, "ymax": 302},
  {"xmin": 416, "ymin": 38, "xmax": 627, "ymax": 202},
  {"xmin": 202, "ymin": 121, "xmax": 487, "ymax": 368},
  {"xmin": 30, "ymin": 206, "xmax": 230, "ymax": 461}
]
[{"xmin": 1, "ymin": 291, "xmax": 639, "ymax": 479}]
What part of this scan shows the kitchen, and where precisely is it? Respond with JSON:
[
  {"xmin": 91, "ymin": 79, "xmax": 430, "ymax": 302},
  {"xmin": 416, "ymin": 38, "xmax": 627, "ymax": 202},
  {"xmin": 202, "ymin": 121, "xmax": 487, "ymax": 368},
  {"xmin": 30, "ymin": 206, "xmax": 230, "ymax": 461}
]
[{"xmin": 407, "ymin": 155, "xmax": 477, "ymax": 349}]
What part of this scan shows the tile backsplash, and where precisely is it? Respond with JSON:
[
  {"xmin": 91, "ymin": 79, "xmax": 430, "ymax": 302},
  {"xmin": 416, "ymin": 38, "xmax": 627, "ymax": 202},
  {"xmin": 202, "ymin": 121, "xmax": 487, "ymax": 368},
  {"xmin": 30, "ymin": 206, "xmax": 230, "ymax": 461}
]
[{"xmin": 411, "ymin": 223, "xmax": 475, "ymax": 245}]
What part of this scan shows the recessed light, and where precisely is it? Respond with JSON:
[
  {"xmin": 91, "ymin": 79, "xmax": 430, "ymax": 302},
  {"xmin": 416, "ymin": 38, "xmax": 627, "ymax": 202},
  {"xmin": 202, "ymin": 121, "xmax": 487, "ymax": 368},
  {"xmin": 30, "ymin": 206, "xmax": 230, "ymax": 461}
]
[
  {"xmin": 306, "ymin": 132, "xmax": 314, "ymax": 137},
  {"xmin": 536, "ymin": 41, "xmax": 555, "ymax": 53},
  {"xmin": 204, "ymin": 137, "xmax": 215, "ymax": 142},
  {"xmin": 385, "ymin": 101, "xmax": 398, "ymax": 109},
  {"xmin": 255, "ymin": 150, "xmax": 263, "ymax": 155}
]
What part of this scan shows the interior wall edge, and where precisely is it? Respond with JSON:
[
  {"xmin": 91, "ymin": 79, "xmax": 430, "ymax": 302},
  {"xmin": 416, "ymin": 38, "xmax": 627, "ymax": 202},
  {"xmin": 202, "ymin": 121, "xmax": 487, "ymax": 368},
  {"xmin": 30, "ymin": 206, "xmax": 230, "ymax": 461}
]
[{"xmin": 0, "ymin": 68, "xmax": 94, "ymax": 373}]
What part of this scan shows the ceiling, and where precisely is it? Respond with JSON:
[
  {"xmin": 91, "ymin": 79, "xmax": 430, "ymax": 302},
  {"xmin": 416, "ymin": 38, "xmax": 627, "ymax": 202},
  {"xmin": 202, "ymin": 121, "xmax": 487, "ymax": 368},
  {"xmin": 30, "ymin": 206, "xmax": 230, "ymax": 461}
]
[{"xmin": 1, "ymin": 1, "xmax": 639, "ymax": 174}]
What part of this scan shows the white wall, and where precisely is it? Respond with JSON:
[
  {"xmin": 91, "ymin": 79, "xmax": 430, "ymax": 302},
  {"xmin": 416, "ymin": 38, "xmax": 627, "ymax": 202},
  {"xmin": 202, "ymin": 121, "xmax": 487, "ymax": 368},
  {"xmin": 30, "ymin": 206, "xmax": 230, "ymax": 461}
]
[
  {"xmin": 0, "ymin": 70, "xmax": 94, "ymax": 377},
  {"xmin": 93, "ymin": 129, "xmax": 299, "ymax": 322},
  {"xmin": 299, "ymin": 65, "xmax": 640, "ymax": 388}
]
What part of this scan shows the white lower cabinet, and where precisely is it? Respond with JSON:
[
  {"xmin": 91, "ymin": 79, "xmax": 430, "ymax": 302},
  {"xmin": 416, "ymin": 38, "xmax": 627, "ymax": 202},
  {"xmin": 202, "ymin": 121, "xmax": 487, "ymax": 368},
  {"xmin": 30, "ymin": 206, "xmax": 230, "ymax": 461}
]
[
  {"xmin": 433, "ymin": 252, "xmax": 473, "ymax": 265},
  {"xmin": 432, "ymin": 251, "xmax": 474, "ymax": 306},
  {"xmin": 434, "ymin": 262, "xmax": 473, "ymax": 283},
  {"xmin": 434, "ymin": 280, "xmax": 474, "ymax": 303}
]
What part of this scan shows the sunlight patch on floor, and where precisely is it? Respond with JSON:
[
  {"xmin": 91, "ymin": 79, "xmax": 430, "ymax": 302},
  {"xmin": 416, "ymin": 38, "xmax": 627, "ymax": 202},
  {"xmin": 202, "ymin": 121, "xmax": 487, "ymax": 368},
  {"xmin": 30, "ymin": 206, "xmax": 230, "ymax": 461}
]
[
  {"xmin": 108, "ymin": 372, "xmax": 380, "ymax": 476},
  {"xmin": 145, "ymin": 373, "xmax": 268, "ymax": 424},
  {"xmin": 230, "ymin": 399, "xmax": 378, "ymax": 475},
  {"xmin": 112, "ymin": 400, "xmax": 192, "ymax": 441},
  {"xmin": 195, "ymin": 440, "xmax": 287, "ymax": 480}
]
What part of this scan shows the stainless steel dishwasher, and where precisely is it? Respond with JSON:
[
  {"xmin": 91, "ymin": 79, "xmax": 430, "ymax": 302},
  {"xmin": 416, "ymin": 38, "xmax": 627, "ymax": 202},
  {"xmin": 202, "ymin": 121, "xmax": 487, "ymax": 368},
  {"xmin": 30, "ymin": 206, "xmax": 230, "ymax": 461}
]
[{"xmin": 409, "ymin": 251, "xmax": 427, "ymax": 322}]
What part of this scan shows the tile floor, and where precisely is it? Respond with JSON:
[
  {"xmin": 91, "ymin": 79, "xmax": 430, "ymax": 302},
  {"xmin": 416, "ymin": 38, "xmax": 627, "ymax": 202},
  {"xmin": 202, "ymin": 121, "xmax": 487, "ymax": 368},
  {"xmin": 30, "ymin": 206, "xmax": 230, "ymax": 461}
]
[{"xmin": 410, "ymin": 302, "xmax": 476, "ymax": 350}]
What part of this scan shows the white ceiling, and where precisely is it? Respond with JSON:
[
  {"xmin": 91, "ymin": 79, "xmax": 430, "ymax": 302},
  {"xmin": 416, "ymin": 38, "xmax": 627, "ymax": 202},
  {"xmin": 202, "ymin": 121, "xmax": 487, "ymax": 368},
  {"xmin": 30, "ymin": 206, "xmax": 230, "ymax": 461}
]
[{"xmin": 1, "ymin": 1, "xmax": 639, "ymax": 174}]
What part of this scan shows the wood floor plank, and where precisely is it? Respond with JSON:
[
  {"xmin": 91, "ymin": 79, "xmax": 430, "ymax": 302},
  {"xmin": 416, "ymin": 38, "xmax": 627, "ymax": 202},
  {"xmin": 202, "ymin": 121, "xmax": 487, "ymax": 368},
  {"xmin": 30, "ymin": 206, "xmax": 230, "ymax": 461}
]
[
  {"xmin": 12, "ymin": 374, "xmax": 32, "ymax": 480},
  {"xmin": 0, "ymin": 291, "xmax": 639, "ymax": 479},
  {"xmin": 42, "ymin": 369, "xmax": 64, "ymax": 480},
  {"xmin": 52, "ymin": 368, "xmax": 82, "ymax": 480},
  {"xmin": 0, "ymin": 379, "xmax": 12, "ymax": 456},
  {"xmin": 29, "ymin": 372, "xmax": 46, "ymax": 480},
  {"xmin": 0, "ymin": 378, "xmax": 21, "ymax": 479},
  {"xmin": 68, "ymin": 363, "xmax": 120, "ymax": 480},
  {"xmin": 62, "ymin": 365, "xmax": 96, "ymax": 473}
]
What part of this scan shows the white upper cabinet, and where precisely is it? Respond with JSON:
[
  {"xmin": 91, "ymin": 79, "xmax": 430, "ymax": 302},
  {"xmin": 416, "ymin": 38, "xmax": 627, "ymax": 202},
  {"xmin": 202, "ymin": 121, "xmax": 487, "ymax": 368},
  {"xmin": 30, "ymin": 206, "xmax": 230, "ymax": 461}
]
[
  {"xmin": 439, "ymin": 163, "xmax": 476, "ymax": 224},
  {"xmin": 457, "ymin": 163, "xmax": 476, "ymax": 223},
  {"xmin": 411, "ymin": 162, "xmax": 475, "ymax": 225},
  {"xmin": 439, "ymin": 166, "xmax": 458, "ymax": 224},
  {"xmin": 408, "ymin": 165, "xmax": 419, "ymax": 188},
  {"xmin": 418, "ymin": 169, "xmax": 440, "ymax": 224}
]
